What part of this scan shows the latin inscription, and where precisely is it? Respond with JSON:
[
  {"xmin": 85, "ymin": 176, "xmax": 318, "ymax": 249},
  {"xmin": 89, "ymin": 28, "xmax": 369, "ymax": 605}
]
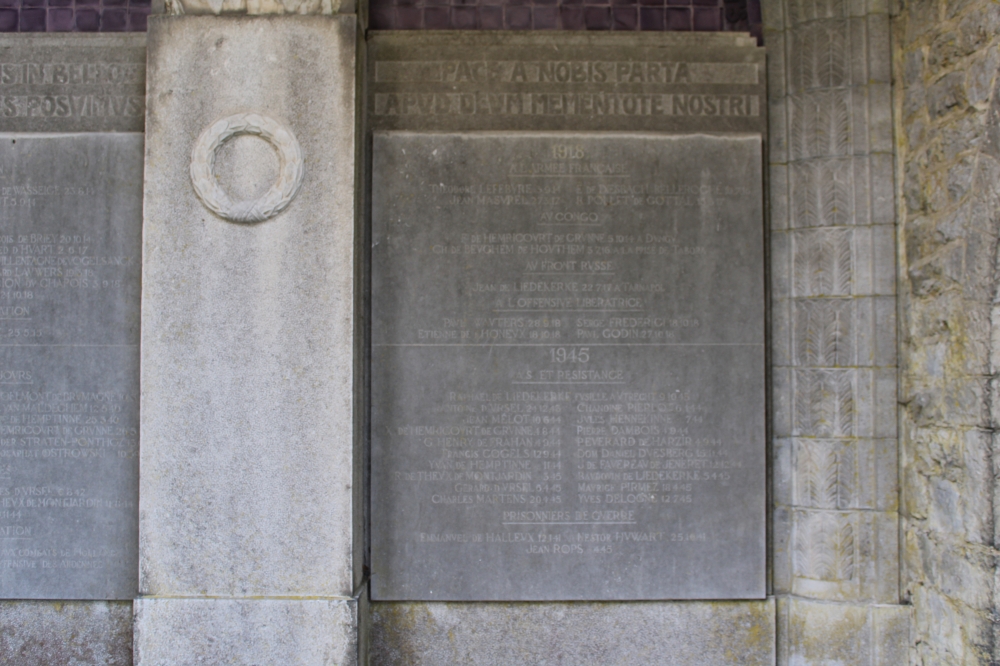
[
  {"xmin": 0, "ymin": 36, "xmax": 145, "ymax": 131},
  {"xmin": 0, "ymin": 135, "xmax": 141, "ymax": 599},
  {"xmin": 375, "ymin": 61, "xmax": 758, "ymax": 85},
  {"xmin": 371, "ymin": 133, "xmax": 766, "ymax": 601}
]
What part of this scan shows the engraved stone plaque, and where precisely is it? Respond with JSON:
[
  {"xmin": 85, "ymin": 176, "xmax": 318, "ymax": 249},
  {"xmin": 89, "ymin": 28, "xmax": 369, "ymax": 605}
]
[
  {"xmin": 0, "ymin": 135, "xmax": 142, "ymax": 599},
  {"xmin": 368, "ymin": 32, "xmax": 766, "ymax": 136},
  {"xmin": 0, "ymin": 35, "xmax": 146, "ymax": 133},
  {"xmin": 371, "ymin": 132, "xmax": 765, "ymax": 600}
]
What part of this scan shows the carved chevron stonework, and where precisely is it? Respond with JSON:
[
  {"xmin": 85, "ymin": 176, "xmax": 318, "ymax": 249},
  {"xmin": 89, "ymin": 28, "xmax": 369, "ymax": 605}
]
[
  {"xmin": 789, "ymin": 92, "xmax": 852, "ymax": 161},
  {"xmin": 790, "ymin": 159, "xmax": 853, "ymax": 228},
  {"xmin": 786, "ymin": 0, "xmax": 845, "ymax": 24},
  {"xmin": 794, "ymin": 299, "xmax": 853, "ymax": 367},
  {"xmin": 790, "ymin": 21, "xmax": 850, "ymax": 91},
  {"xmin": 795, "ymin": 440, "xmax": 856, "ymax": 509},
  {"xmin": 793, "ymin": 369, "xmax": 855, "ymax": 437},
  {"xmin": 793, "ymin": 511, "xmax": 857, "ymax": 582},
  {"xmin": 792, "ymin": 228, "xmax": 853, "ymax": 297}
]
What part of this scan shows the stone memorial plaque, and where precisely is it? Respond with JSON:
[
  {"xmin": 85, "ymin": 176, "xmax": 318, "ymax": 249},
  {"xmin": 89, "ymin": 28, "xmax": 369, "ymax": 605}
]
[
  {"xmin": 0, "ymin": 134, "xmax": 142, "ymax": 599},
  {"xmin": 368, "ymin": 32, "xmax": 766, "ymax": 135},
  {"xmin": 371, "ymin": 132, "xmax": 765, "ymax": 600},
  {"xmin": 0, "ymin": 35, "xmax": 146, "ymax": 133}
]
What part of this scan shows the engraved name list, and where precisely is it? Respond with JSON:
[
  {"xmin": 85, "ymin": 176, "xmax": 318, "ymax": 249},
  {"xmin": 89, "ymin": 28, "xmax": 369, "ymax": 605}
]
[{"xmin": 371, "ymin": 132, "xmax": 766, "ymax": 601}]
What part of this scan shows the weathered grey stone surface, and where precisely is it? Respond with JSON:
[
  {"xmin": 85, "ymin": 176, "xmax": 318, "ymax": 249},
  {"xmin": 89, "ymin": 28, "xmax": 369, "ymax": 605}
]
[
  {"xmin": 893, "ymin": 0, "xmax": 1000, "ymax": 662},
  {"xmin": 777, "ymin": 597, "xmax": 910, "ymax": 666},
  {"xmin": 368, "ymin": 32, "xmax": 766, "ymax": 135},
  {"xmin": 140, "ymin": 16, "xmax": 359, "ymax": 597},
  {"xmin": 371, "ymin": 599, "xmax": 775, "ymax": 665},
  {"xmin": 0, "ymin": 134, "xmax": 142, "ymax": 599},
  {"xmin": 0, "ymin": 600, "xmax": 132, "ymax": 666},
  {"xmin": 134, "ymin": 598, "xmax": 358, "ymax": 666},
  {"xmin": 0, "ymin": 35, "xmax": 145, "ymax": 133},
  {"xmin": 371, "ymin": 131, "xmax": 765, "ymax": 600}
]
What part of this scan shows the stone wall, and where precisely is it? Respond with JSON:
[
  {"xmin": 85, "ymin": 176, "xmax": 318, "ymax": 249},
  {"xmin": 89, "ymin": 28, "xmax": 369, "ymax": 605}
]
[{"xmin": 893, "ymin": 0, "xmax": 1000, "ymax": 663}]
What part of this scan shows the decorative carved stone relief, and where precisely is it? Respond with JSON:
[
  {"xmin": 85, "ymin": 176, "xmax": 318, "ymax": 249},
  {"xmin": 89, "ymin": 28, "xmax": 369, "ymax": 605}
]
[
  {"xmin": 166, "ymin": 0, "xmax": 339, "ymax": 15},
  {"xmin": 190, "ymin": 113, "xmax": 305, "ymax": 224}
]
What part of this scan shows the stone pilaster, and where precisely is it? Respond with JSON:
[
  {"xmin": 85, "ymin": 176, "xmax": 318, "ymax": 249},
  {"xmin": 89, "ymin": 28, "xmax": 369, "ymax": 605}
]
[
  {"xmin": 135, "ymin": 15, "xmax": 364, "ymax": 664},
  {"xmin": 762, "ymin": 0, "xmax": 912, "ymax": 659}
]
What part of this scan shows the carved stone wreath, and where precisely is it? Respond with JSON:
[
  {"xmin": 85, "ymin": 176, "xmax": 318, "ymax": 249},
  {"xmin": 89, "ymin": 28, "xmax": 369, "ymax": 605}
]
[{"xmin": 190, "ymin": 113, "xmax": 304, "ymax": 224}]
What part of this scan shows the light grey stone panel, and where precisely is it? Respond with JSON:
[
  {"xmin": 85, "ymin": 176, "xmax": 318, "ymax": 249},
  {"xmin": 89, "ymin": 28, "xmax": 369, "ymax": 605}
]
[
  {"xmin": 370, "ymin": 132, "xmax": 766, "ymax": 601},
  {"xmin": 0, "ymin": 600, "xmax": 131, "ymax": 666},
  {"xmin": 848, "ymin": 18, "xmax": 868, "ymax": 85},
  {"xmin": 791, "ymin": 508, "xmax": 898, "ymax": 603},
  {"xmin": 773, "ymin": 297, "xmax": 792, "ymax": 367},
  {"xmin": 133, "ymin": 598, "xmax": 358, "ymax": 666},
  {"xmin": 790, "ymin": 228, "xmax": 856, "ymax": 298},
  {"xmin": 0, "ymin": 35, "xmax": 145, "ymax": 133},
  {"xmin": 773, "ymin": 504, "xmax": 793, "ymax": 594},
  {"xmin": 787, "ymin": 296, "xmax": 894, "ymax": 369},
  {"xmin": 869, "ymin": 153, "xmax": 896, "ymax": 225},
  {"xmin": 786, "ymin": 0, "xmax": 846, "ymax": 24},
  {"xmin": 771, "ymin": 162, "xmax": 790, "ymax": 231},
  {"xmin": 789, "ymin": 158, "xmax": 856, "ymax": 228},
  {"xmin": 788, "ymin": 90, "xmax": 856, "ymax": 161},
  {"xmin": 868, "ymin": 84, "xmax": 893, "ymax": 152},
  {"xmin": 140, "ymin": 16, "xmax": 358, "ymax": 597},
  {"xmin": 865, "ymin": 15, "xmax": 891, "ymax": 84},
  {"xmin": 872, "ymin": 295, "xmax": 897, "ymax": 367},
  {"xmin": 771, "ymin": 229, "xmax": 792, "ymax": 299},
  {"xmin": 0, "ymin": 134, "xmax": 142, "ymax": 600},
  {"xmin": 370, "ymin": 599, "xmax": 775, "ymax": 666},
  {"xmin": 773, "ymin": 366, "xmax": 793, "ymax": 437},
  {"xmin": 791, "ymin": 298, "xmax": 855, "ymax": 367},
  {"xmin": 789, "ymin": 21, "xmax": 852, "ymax": 92},
  {"xmin": 771, "ymin": 97, "xmax": 790, "ymax": 163},
  {"xmin": 788, "ymin": 437, "xmax": 896, "ymax": 512},
  {"xmin": 777, "ymin": 596, "xmax": 910, "ymax": 665},
  {"xmin": 791, "ymin": 368, "xmax": 861, "ymax": 438}
]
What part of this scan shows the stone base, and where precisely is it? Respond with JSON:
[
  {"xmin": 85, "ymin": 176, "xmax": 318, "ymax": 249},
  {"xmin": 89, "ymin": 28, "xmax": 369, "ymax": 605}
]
[
  {"xmin": 133, "ymin": 598, "xmax": 359, "ymax": 665},
  {"xmin": 371, "ymin": 599, "xmax": 775, "ymax": 665},
  {"xmin": 0, "ymin": 601, "xmax": 132, "ymax": 666},
  {"xmin": 777, "ymin": 597, "xmax": 911, "ymax": 666}
]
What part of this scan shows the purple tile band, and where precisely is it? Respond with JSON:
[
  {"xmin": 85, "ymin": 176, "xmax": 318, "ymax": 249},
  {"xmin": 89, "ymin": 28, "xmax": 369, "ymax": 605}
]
[
  {"xmin": 0, "ymin": 0, "xmax": 760, "ymax": 43},
  {"xmin": 371, "ymin": 0, "xmax": 760, "ymax": 40},
  {"xmin": 0, "ymin": 0, "xmax": 148, "ymax": 31}
]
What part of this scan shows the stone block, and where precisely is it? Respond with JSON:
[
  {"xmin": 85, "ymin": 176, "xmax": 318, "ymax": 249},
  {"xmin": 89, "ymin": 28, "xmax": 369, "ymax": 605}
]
[
  {"xmin": 133, "ymin": 598, "xmax": 358, "ymax": 666},
  {"xmin": 0, "ymin": 601, "xmax": 132, "ymax": 666},
  {"xmin": 371, "ymin": 599, "xmax": 775, "ymax": 666},
  {"xmin": 0, "ymin": 134, "xmax": 142, "ymax": 600},
  {"xmin": 370, "ymin": 131, "xmax": 766, "ymax": 601},
  {"xmin": 140, "ymin": 15, "xmax": 359, "ymax": 597},
  {"xmin": 777, "ymin": 596, "xmax": 911, "ymax": 665},
  {"xmin": 770, "ymin": 162, "xmax": 790, "ymax": 230}
]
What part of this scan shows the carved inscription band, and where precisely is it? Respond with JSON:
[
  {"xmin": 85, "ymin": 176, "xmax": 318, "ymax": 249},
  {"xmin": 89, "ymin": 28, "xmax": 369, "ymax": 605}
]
[{"xmin": 189, "ymin": 113, "xmax": 304, "ymax": 224}]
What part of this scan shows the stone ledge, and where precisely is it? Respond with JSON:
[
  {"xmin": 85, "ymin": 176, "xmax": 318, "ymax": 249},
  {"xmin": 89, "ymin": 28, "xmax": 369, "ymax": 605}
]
[
  {"xmin": 134, "ymin": 598, "xmax": 359, "ymax": 666},
  {"xmin": 371, "ymin": 599, "xmax": 775, "ymax": 666},
  {"xmin": 0, "ymin": 601, "xmax": 132, "ymax": 666}
]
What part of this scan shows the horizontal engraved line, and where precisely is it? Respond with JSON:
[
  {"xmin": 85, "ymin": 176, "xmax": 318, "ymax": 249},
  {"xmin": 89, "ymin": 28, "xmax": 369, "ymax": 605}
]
[
  {"xmin": 0, "ymin": 344, "xmax": 136, "ymax": 347},
  {"xmin": 502, "ymin": 521, "xmax": 638, "ymax": 525},
  {"xmin": 374, "ymin": 343, "xmax": 763, "ymax": 346},
  {"xmin": 511, "ymin": 381, "xmax": 626, "ymax": 385}
]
